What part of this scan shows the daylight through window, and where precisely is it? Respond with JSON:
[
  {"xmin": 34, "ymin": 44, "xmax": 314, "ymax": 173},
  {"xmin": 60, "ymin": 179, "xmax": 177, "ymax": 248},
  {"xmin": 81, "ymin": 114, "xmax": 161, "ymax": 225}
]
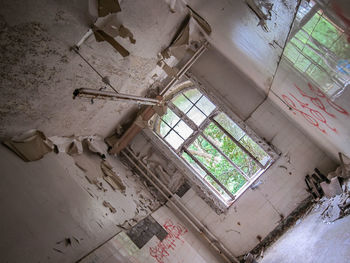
[
  {"xmin": 283, "ymin": 1, "xmax": 350, "ymax": 96},
  {"xmin": 154, "ymin": 87, "xmax": 276, "ymax": 204}
]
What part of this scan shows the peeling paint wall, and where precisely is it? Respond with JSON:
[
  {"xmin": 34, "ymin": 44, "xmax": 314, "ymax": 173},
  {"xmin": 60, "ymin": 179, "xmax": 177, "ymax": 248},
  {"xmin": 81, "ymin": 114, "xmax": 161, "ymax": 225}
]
[
  {"xmin": 139, "ymin": 46, "xmax": 337, "ymax": 256},
  {"xmin": 79, "ymin": 206, "xmax": 222, "ymax": 263},
  {"xmin": 0, "ymin": 141, "xmax": 159, "ymax": 262},
  {"xmin": 0, "ymin": 0, "xmax": 185, "ymax": 138}
]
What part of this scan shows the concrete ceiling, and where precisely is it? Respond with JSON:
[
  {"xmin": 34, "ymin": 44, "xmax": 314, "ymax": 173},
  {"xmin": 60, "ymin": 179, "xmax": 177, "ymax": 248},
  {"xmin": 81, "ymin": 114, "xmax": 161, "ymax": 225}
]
[{"xmin": 0, "ymin": 0, "xmax": 297, "ymax": 138}]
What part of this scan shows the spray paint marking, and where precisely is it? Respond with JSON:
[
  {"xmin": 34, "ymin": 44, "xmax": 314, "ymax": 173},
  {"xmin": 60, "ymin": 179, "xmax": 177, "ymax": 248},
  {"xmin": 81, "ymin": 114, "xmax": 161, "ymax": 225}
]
[
  {"xmin": 149, "ymin": 219, "xmax": 188, "ymax": 263},
  {"xmin": 282, "ymin": 83, "xmax": 348, "ymax": 135}
]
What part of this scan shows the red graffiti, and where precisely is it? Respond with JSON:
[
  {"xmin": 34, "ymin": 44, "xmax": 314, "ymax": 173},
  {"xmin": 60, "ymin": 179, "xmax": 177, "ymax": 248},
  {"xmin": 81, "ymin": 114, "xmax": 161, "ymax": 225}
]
[
  {"xmin": 282, "ymin": 83, "xmax": 349, "ymax": 135},
  {"xmin": 149, "ymin": 220, "xmax": 188, "ymax": 263}
]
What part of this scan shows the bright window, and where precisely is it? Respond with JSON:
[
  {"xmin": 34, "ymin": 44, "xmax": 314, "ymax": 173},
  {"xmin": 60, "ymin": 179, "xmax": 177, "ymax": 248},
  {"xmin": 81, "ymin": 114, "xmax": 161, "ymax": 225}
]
[
  {"xmin": 154, "ymin": 86, "xmax": 276, "ymax": 204},
  {"xmin": 283, "ymin": 1, "xmax": 350, "ymax": 97}
]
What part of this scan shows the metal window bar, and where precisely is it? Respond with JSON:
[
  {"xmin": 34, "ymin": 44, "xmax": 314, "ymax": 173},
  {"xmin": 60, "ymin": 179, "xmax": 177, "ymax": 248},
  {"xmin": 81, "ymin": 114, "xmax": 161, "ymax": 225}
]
[
  {"xmin": 199, "ymin": 132, "xmax": 251, "ymax": 181},
  {"xmin": 156, "ymin": 86, "xmax": 274, "ymax": 199},
  {"xmin": 182, "ymin": 148, "xmax": 235, "ymax": 200},
  {"xmin": 160, "ymin": 119, "xmax": 187, "ymax": 142},
  {"xmin": 211, "ymin": 118, "xmax": 265, "ymax": 169},
  {"xmin": 288, "ymin": 41, "xmax": 344, "ymax": 88}
]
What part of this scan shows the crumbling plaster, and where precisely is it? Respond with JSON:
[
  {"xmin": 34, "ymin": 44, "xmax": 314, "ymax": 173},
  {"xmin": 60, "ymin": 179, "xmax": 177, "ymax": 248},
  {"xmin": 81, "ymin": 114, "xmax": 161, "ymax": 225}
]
[
  {"xmin": 0, "ymin": 142, "xmax": 159, "ymax": 263},
  {"xmin": 135, "ymin": 46, "xmax": 337, "ymax": 256},
  {"xmin": 0, "ymin": 0, "xmax": 185, "ymax": 138},
  {"xmin": 0, "ymin": 0, "xmax": 346, "ymax": 261}
]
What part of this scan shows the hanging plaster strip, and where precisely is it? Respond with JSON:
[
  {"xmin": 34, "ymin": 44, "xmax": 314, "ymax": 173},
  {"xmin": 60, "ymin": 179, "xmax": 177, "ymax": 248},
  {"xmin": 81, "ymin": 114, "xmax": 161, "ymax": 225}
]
[{"xmin": 92, "ymin": 25, "xmax": 130, "ymax": 57}]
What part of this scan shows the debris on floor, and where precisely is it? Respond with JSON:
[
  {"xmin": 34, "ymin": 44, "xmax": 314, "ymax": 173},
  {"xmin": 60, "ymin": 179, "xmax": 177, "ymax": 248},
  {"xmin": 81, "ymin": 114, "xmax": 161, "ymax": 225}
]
[
  {"xmin": 248, "ymin": 196, "xmax": 314, "ymax": 261},
  {"xmin": 305, "ymin": 153, "xmax": 350, "ymax": 200},
  {"xmin": 3, "ymin": 129, "xmax": 53, "ymax": 162},
  {"xmin": 319, "ymin": 180, "xmax": 350, "ymax": 223}
]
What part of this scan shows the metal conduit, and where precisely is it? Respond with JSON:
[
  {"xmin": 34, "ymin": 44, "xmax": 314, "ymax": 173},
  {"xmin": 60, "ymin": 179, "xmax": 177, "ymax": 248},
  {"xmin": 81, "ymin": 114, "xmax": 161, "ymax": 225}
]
[{"xmin": 122, "ymin": 147, "xmax": 239, "ymax": 263}]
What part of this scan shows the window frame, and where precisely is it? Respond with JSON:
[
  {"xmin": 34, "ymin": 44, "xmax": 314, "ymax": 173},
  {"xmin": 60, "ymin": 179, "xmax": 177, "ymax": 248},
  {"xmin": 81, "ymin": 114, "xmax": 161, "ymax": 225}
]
[
  {"xmin": 283, "ymin": 2, "xmax": 350, "ymax": 97},
  {"xmin": 150, "ymin": 74, "xmax": 279, "ymax": 207}
]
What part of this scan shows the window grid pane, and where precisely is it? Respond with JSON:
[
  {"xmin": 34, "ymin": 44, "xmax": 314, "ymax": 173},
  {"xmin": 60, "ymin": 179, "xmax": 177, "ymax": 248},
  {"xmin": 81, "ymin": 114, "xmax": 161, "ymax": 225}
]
[{"xmin": 155, "ymin": 87, "xmax": 276, "ymax": 202}]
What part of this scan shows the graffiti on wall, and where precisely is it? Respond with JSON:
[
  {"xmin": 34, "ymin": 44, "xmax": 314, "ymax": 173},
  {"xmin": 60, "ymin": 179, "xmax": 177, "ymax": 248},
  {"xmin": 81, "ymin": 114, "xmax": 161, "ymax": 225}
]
[
  {"xmin": 282, "ymin": 83, "xmax": 349, "ymax": 135},
  {"xmin": 149, "ymin": 219, "xmax": 188, "ymax": 263}
]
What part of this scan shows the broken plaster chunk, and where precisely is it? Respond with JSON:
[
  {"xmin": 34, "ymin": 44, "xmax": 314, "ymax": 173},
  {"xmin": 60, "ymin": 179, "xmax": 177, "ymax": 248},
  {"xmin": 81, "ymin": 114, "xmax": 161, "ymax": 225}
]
[
  {"xmin": 85, "ymin": 175, "xmax": 108, "ymax": 192},
  {"xmin": 320, "ymin": 177, "xmax": 343, "ymax": 198},
  {"xmin": 103, "ymin": 201, "xmax": 117, "ymax": 213},
  {"xmin": 100, "ymin": 160, "xmax": 126, "ymax": 191},
  {"xmin": 67, "ymin": 139, "xmax": 83, "ymax": 156},
  {"xmin": 3, "ymin": 129, "xmax": 53, "ymax": 162},
  {"xmin": 98, "ymin": 0, "xmax": 121, "ymax": 17}
]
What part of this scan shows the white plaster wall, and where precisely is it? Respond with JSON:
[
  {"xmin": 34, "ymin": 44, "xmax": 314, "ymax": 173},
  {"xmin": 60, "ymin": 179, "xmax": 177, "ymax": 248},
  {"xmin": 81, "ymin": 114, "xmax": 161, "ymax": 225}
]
[
  {"xmin": 80, "ymin": 206, "xmax": 223, "ymax": 263},
  {"xmin": 270, "ymin": 59, "xmax": 350, "ymax": 161},
  {"xmin": 0, "ymin": 144, "xmax": 157, "ymax": 263},
  {"xmin": 175, "ymin": 48, "xmax": 336, "ymax": 256},
  {"xmin": 0, "ymin": 0, "xmax": 185, "ymax": 138},
  {"xmin": 186, "ymin": 0, "xmax": 299, "ymax": 93}
]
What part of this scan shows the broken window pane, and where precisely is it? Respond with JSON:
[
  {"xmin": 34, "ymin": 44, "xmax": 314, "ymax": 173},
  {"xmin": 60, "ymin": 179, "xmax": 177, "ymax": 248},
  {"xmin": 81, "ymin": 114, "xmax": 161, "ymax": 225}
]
[
  {"xmin": 174, "ymin": 120, "xmax": 193, "ymax": 140},
  {"xmin": 214, "ymin": 112, "xmax": 245, "ymax": 140},
  {"xmin": 172, "ymin": 93, "xmax": 192, "ymax": 114},
  {"xmin": 162, "ymin": 108, "xmax": 180, "ymax": 128},
  {"xmin": 203, "ymin": 122, "xmax": 259, "ymax": 176},
  {"xmin": 188, "ymin": 136, "xmax": 247, "ymax": 194},
  {"xmin": 183, "ymin": 89, "xmax": 202, "ymax": 103},
  {"xmin": 196, "ymin": 95, "xmax": 216, "ymax": 116},
  {"xmin": 186, "ymin": 106, "xmax": 206, "ymax": 126},
  {"xmin": 164, "ymin": 131, "xmax": 184, "ymax": 150}
]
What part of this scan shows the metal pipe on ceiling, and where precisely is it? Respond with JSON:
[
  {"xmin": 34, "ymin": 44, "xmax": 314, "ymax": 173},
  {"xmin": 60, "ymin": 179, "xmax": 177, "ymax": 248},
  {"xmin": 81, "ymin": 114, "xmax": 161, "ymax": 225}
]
[{"xmin": 73, "ymin": 88, "xmax": 161, "ymax": 106}]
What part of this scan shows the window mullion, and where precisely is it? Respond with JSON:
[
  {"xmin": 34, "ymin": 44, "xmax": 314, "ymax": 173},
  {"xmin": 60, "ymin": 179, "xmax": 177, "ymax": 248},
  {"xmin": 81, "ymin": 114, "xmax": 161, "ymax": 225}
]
[
  {"xmin": 211, "ymin": 118, "xmax": 264, "ymax": 169},
  {"xmin": 183, "ymin": 148, "xmax": 235, "ymax": 200},
  {"xmin": 200, "ymin": 132, "xmax": 250, "ymax": 181},
  {"xmin": 168, "ymin": 102, "xmax": 197, "ymax": 130}
]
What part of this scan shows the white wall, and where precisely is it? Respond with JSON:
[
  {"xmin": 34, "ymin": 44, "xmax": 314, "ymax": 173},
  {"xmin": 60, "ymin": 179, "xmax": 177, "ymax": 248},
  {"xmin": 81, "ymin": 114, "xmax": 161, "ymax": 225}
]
[
  {"xmin": 80, "ymin": 206, "xmax": 222, "ymax": 263},
  {"xmin": 171, "ymin": 47, "xmax": 337, "ymax": 256},
  {"xmin": 0, "ymin": 143, "xmax": 157, "ymax": 263}
]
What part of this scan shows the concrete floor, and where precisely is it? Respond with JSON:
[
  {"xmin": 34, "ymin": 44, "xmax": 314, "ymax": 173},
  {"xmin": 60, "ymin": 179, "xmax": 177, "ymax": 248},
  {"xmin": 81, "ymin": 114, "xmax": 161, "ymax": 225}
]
[{"xmin": 259, "ymin": 205, "xmax": 350, "ymax": 263}]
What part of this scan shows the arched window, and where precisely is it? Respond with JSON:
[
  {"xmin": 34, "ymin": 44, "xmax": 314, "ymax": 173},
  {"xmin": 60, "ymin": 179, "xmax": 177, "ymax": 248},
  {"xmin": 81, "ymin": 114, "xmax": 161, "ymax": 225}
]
[{"xmin": 154, "ymin": 82, "xmax": 277, "ymax": 204}]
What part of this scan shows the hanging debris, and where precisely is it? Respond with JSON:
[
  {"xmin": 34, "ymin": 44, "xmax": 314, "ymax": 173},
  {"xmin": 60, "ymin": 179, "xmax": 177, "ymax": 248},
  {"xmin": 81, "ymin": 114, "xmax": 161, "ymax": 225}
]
[
  {"xmin": 98, "ymin": 0, "xmax": 121, "ymax": 17},
  {"xmin": 92, "ymin": 25, "xmax": 129, "ymax": 57},
  {"xmin": 101, "ymin": 160, "xmax": 126, "ymax": 192},
  {"xmin": 3, "ymin": 130, "xmax": 53, "ymax": 162}
]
